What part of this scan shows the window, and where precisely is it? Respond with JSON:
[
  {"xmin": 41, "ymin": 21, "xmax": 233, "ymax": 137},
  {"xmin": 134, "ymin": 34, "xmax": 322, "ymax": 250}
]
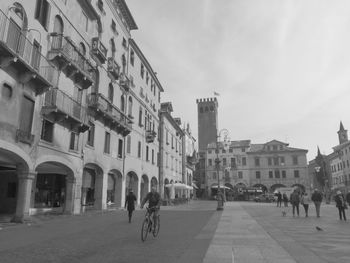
[
  {"xmin": 213, "ymin": 172, "xmax": 217, "ymax": 179},
  {"xmin": 97, "ymin": 0, "xmax": 104, "ymax": 11},
  {"xmin": 275, "ymin": 170, "xmax": 280, "ymax": 178},
  {"xmin": 242, "ymin": 157, "xmax": 246, "ymax": 166},
  {"xmin": 208, "ymin": 150, "xmax": 212, "ymax": 154},
  {"xmin": 152, "ymin": 149, "xmax": 155, "ymax": 164},
  {"xmin": 31, "ymin": 40, "xmax": 41, "ymax": 70},
  {"xmin": 229, "ymin": 148, "xmax": 233, "ymax": 153},
  {"xmin": 146, "ymin": 72, "xmax": 149, "ymax": 84},
  {"xmin": 223, "ymin": 158, "xmax": 226, "ymax": 166},
  {"xmin": 231, "ymin": 158, "xmax": 236, "ymax": 168},
  {"xmin": 269, "ymin": 171, "xmax": 273, "ymax": 178},
  {"xmin": 294, "ymin": 170, "xmax": 300, "ymax": 178},
  {"xmin": 273, "ymin": 157, "xmax": 279, "ymax": 165},
  {"xmin": 268, "ymin": 157, "xmax": 272, "ymax": 166},
  {"xmin": 108, "ymin": 83, "xmax": 114, "ymax": 102},
  {"xmin": 130, "ymin": 49, "xmax": 135, "ymax": 66},
  {"xmin": 166, "ymin": 153, "xmax": 169, "ymax": 167},
  {"xmin": 69, "ymin": 132, "xmax": 79, "ymax": 151},
  {"xmin": 166, "ymin": 130, "xmax": 169, "ymax": 144},
  {"xmin": 111, "ymin": 19, "xmax": 117, "ymax": 33},
  {"xmin": 146, "ymin": 146, "xmax": 149, "ymax": 161},
  {"xmin": 242, "ymin": 148, "xmax": 245, "ymax": 152},
  {"xmin": 35, "ymin": 0, "xmax": 50, "ymax": 30},
  {"xmin": 120, "ymin": 95, "xmax": 125, "ymax": 112},
  {"xmin": 139, "ymin": 107, "xmax": 143, "ymax": 127},
  {"xmin": 282, "ymin": 170, "xmax": 286, "ymax": 178},
  {"xmin": 126, "ymin": 136, "xmax": 131, "ymax": 154},
  {"xmin": 138, "ymin": 141, "xmax": 141, "ymax": 158},
  {"xmin": 256, "ymin": 171, "xmax": 261, "ymax": 179},
  {"xmin": 87, "ymin": 124, "xmax": 95, "ymax": 147},
  {"xmin": 222, "ymin": 149, "xmax": 226, "ymax": 153},
  {"xmin": 171, "ymin": 135, "xmax": 174, "ymax": 149},
  {"xmin": 273, "ymin": 145, "xmax": 277, "ymax": 150},
  {"xmin": 293, "ymin": 156, "xmax": 298, "ymax": 165},
  {"xmin": 1, "ymin": 83, "xmax": 13, "ymax": 99},
  {"xmin": 141, "ymin": 64, "xmax": 144, "ymax": 78},
  {"xmin": 128, "ymin": 96, "xmax": 133, "ymax": 117},
  {"xmin": 122, "ymin": 37, "xmax": 127, "ymax": 49},
  {"xmin": 41, "ymin": 119, "xmax": 54, "ymax": 142},
  {"xmin": 104, "ymin": 132, "xmax": 110, "ymax": 154},
  {"xmin": 20, "ymin": 96, "xmax": 35, "ymax": 138},
  {"xmin": 280, "ymin": 156, "xmax": 285, "ymax": 165},
  {"xmin": 255, "ymin": 157, "xmax": 260, "ymax": 166},
  {"xmin": 208, "ymin": 159, "xmax": 212, "ymax": 166},
  {"xmin": 238, "ymin": 171, "xmax": 243, "ymax": 179},
  {"xmin": 118, "ymin": 139, "xmax": 123, "ymax": 158}
]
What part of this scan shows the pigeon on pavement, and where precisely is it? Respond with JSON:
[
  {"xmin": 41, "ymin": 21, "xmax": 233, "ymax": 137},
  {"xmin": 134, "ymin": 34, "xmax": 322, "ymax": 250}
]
[{"xmin": 316, "ymin": 226, "xmax": 323, "ymax": 231}]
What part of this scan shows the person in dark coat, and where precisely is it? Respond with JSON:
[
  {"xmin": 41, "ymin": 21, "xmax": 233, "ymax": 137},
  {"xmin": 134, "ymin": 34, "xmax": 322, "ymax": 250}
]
[
  {"xmin": 282, "ymin": 193, "xmax": 289, "ymax": 207},
  {"xmin": 276, "ymin": 191, "xmax": 282, "ymax": 207},
  {"xmin": 311, "ymin": 189, "xmax": 323, "ymax": 218},
  {"xmin": 334, "ymin": 190, "xmax": 347, "ymax": 221},
  {"xmin": 290, "ymin": 189, "xmax": 300, "ymax": 217},
  {"xmin": 125, "ymin": 189, "xmax": 137, "ymax": 223}
]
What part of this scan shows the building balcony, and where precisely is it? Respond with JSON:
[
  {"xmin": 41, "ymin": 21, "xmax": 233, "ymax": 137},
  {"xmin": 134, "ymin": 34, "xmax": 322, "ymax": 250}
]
[
  {"xmin": 87, "ymin": 93, "xmax": 132, "ymax": 136},
  {"xmin": 146, "ymin": 130, "xmax": 157, "ymax": 143},
  {"xmin": 107, "ymin": 57, "xmax": 120, "ymax": 80},
  {"xmin": 48, "ymin": 34, "xmax": 95, "ymax": 89},
  {"xmin": 0, "ymin": 10, "xmax": 58, "ymax": 95},
  {"xmin": 16, "ymin": 129, "xmax": 34, "ymax": 145},
  {"xmin": 119, "ymin": 73, "xmax": 130, "ymax": 92},
  {"xmin": 42, "ymin": 88, "xmax": 90, "ymax": 133},
  {"xmin": 91, "ymin": 37, "xmax": 107, "ymax": 64}
]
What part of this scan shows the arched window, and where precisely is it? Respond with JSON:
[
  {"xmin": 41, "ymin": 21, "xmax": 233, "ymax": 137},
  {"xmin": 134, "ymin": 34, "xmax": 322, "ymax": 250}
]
[
  {"xmin": 108, "ymin": 83, "xmax": 114, "ymax": 102},
  {"xmin": 128, "ymin": 96, "xmax": 133, "ymax": 117},
  {"xmin": 205, "ymin": 106, "xmax": 209, "ymax": 112},
  {"xmin": 120, "ymin": 95, "xmax": 125, "ymax": 112},
  {"xmin": 53, "ymin": 15, "xmax": 64, "ymax": 34}
]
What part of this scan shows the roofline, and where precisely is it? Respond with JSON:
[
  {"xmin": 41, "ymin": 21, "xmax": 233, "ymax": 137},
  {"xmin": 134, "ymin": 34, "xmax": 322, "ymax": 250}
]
[
  {"xmin": 129, "ymin": 39, "xmax": 164, "ymax": 92},
  {"xmin": 114, "ymin": 0, "xmax": 138, "ymax": 30}
]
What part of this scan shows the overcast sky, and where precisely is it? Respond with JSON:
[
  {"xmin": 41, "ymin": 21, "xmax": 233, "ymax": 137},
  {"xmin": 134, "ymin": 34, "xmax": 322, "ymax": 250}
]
[{"xmin": 127, "ymin": 0, "xmax": 350, "ymax": 160}]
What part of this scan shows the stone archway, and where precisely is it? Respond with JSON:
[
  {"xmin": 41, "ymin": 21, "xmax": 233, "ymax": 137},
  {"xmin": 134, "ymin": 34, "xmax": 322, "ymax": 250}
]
[
  {"xmin": 252, "ymin": 183, "xmax": 268, "ymax": 193},
  {"xmin": 82, "ymin": 163, "xmax": 103, "ymax": 211},
  {"xmin": 108, "ymin": 169, "xmax": 123, "ymax": 207},
  {"xmin": 34, "ymin": 161, "xmax": 75, "ymax": 215},
  {"xmin": 126, "ymin": 171, "xmax": 139, "ymax": 201},
  {"xmin": 140, "ymin": 174, "xmax": 149, "ymax": 202},
  {"xmin": 270, "ymin": 184, "xmax": 286, "ymax": 193},
  {"xmin": 0, "ymin": 142, "xmax": 33, "ymax": 222}
]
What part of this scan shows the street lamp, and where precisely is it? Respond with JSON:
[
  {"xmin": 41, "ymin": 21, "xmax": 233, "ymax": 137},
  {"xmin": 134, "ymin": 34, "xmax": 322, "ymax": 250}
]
[{"xmin": 215, "ymin": 129, "xmax": 230, "ymax": 211}]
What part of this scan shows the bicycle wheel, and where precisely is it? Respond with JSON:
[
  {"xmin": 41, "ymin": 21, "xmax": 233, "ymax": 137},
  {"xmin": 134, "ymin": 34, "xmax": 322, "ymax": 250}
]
[
  {"xmin": 152, "ymin": 215, "xmax": 160, "ymax": 237},
  {"xmin": 141, "ymin": 218, "xmax": 149, "ymax": 242}
]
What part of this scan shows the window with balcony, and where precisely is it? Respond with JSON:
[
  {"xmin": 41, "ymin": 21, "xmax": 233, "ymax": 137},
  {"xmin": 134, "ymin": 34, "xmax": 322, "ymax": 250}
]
[
  {"xmin": 35, "ymin": 0, "xmax": 51, "ymax": 30},
  {"xmin": 87, "ymin": 124, "xmax": 95, "ymax": 147},
  {"xmin": 69, "ymin": 132, "xmax": 79, "ymax": 151},
  {"xmin": 41, "ymin": 119, "xmax": 54, "ymax": 142},
  {"xmin": 104, "ymin": 132, "xmax": 110, "ymax": 154},
  {"xmin": 118, "ymin": 139, "xmax": 123, "ymax": 158}
]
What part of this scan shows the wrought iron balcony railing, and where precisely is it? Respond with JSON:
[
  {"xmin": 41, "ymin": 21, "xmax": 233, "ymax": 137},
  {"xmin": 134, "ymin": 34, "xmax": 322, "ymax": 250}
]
[
  {"xmin": 87, "ymin": 93, "xmax": 132, "ymax": 136},
  {"xmin": 91, "ymin": 37, "xmax": 107, "ymax": 64},
  {"xmin": 42, "ymin": 88, "xmax": 90, "ymax": 132},
  {"xmin": 48, "ymin": 33, "xmax": 95, "ymax": 89},
  {"xmin": 0, "ymin": 9, "xmax": 58, "ymax": 95}
]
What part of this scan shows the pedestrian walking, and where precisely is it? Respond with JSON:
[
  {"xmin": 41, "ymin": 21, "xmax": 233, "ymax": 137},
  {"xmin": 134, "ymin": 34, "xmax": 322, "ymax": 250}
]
[
  {"xmin": 334, "ymin": 190, "xmax": 347, "ymax": 221},
  {"xmin": 283, "ymin": 193, "xmax": 289, "ymax": 207},
  {"xmin": 276, "ymin": 191, "xmax": 282, "ymax": 207},
  {"xmin": 300, "ymin": 192, "xmax": 311, "ymax": 217},
  {"xmin": 290, "ymin": 189, "xmax": 300, "ymax": 217},
  {"xmin": 311, "ymin": 189, "xmax": 323, "ymax": 218},
  {"xmin": 124, "ymin": 189, "xmax": 137, "ymax": 223}
]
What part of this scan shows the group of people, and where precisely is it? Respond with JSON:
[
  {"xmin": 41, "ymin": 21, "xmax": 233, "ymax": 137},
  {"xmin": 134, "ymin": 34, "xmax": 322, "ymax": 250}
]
[{"xmin": 276, "ymin": 189, "xmax": 348, "ymax": 220}]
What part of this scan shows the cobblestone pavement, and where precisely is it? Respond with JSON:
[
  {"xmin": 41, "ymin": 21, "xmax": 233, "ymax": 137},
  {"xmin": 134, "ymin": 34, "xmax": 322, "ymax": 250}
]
[
  {"xmin": 0, "ymin": 201, "xmax": 219, "ymax": 263},
  {"xmin": 242, "ymin": 202, "xmax": 350, "ymax": 263}
]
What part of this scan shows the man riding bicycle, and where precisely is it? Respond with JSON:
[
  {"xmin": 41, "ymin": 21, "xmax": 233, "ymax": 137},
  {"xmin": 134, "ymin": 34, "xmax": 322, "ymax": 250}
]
[{"xmin": 140, "ymin": 186, "xmax": 161, "ymax": 230}]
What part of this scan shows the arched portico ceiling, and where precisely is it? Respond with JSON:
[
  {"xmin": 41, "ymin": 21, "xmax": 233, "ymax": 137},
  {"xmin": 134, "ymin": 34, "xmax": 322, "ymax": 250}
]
[
  {"xmin": 0, "ymin": 140, "xmax": 33, "ymax": 171},
  {"xmin": 35, "ymin": 161, "xmax": 74, "ymax": 178},
  {"xmin": 164, "ymin": 178, "xmax": 170, "ymax": 184},
  {"xmin": 141, "ymin": 174, "xmax": 149, "ymax": 183},
  {"xmin": 235, "ymin": 182, "xmax": 247, "ymax": 188},
  {"xmin": 253, "ymin": 183, "xmax": 268, "ymax": 191},
  {"xmin": 84, "ymin": 163, "xmax": 103, "ymax": 176},
  {"xmin": 270, "ymin": 184, "xmax": 286, "ymax": 192},
  {"xmin": 126, "ymin": 171, "xmax": 138, "ymax": 180},
  {"xmin": 108, "ymin": 169, "xmax": 122, "ymax": 178},
  {"xmin": 151, "ymin": 177, "xmax": 158, "ymax": 184}
]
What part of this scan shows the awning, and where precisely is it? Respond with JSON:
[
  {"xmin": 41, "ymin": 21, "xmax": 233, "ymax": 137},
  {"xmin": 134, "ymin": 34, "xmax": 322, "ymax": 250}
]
[
  {"xmin": 211, "ymin": 185, "xmax": 231, "ymax": 190},
  {"xmin": 165, "ymin": 183, "xmax": 192, "ymax": 190}
]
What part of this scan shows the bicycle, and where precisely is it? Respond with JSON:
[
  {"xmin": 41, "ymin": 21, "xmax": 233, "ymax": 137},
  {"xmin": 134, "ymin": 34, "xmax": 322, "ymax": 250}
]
[{"xmin": 141, "ymin": 206, "xmax": 160, "ymax": 242}]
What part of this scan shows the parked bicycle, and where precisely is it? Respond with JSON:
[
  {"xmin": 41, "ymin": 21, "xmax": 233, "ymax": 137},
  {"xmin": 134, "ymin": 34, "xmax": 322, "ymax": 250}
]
[{"xmin": 141, "ymin": 206, "xmax": 160, "ymax": 242}]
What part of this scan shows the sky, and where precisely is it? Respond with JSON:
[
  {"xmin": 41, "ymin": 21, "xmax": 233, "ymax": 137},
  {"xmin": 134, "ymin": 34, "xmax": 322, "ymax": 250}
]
[{"xmin": 126, "ymin": 0, "xmax": 350, "ymax": 161}]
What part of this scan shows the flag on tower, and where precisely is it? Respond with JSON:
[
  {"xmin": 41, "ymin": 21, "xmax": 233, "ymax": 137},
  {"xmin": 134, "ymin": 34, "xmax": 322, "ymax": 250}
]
[{"xmin": 214, "ymin": 91, "xmax": 220, "ymax": 96}]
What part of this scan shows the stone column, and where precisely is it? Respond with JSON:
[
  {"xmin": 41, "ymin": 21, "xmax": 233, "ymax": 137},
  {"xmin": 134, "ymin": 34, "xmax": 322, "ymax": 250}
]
[
  {"xmin": 94, "ymin": 173, "xmax": 107, "ymax": 210},
  {"xmin": 12, "ymin": 171, "xmax": 36, "ymax": 223},
  {"xmin": 64, "ymin": 177, "xmax": 76, "ymax": 214}
]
